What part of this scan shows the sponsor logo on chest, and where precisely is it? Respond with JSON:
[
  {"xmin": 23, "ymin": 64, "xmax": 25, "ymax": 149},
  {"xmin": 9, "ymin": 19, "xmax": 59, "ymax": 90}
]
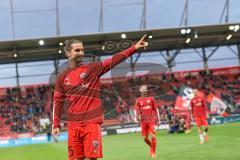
[
  {"xmin": 64, "ymin": 72, "xmax": 90, "ymax": 88},
  {"xmin": 64, "ymin": 77, "xmax": 71, "ymax": 85},
  {"xmin": 80, "ymin": 72, "xmax": 86, "ymax": 79},
  {"xmin": 147, "ymin": 99, "xmax": 151, "ymax": 104},
  {"xmin": 193, "ymin": 99, "xmax": 202, "ymax": 107}
]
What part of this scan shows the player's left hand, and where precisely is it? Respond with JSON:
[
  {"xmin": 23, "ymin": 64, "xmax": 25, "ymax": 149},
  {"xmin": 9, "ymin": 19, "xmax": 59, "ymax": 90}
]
[
  {"xmin": 135, "ymin": 34, "xmax": 148, "ymax": 50},
  {"xmin": 52, "ymin": 127, "xmax": 60, "ymax": 143},
  {"xmin": 191, "ymin": 115, "xmax": 194, "ymax": 120},
  {"xmin": 207, "ymin": 114, "xmax": 210, "ymax": 119},
  {"xmin": 156, "ymin": 121, "xmax": 161, "ymax": 126},
  {"xmin": 134, "ymin": 120, "xmax": 139, "ymax": 124}
]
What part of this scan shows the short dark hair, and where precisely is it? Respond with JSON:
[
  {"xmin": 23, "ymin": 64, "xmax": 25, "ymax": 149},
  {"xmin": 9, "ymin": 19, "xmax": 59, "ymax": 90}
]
[{"xmin": 63, "ymin": 39, "xmax": 83, "ymax": 52}]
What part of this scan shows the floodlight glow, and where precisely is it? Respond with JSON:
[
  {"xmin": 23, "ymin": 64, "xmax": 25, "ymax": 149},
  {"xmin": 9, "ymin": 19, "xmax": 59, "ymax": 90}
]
[
  {"xmin": 181, "ymin": 29, "xmax": 186, "ymax": 34},
  {"xmin": 229, "ymin": 25, "xmax": 234, "ymax": 30},
  {"xmin": 235, "ymin": 25, "xmax": 239, "ymax": 30},
  {"xmin": 39, "ymin": 40, "xmax": 45, "ymax": 45},
  {"xmin": 59, "ymin": 42, "xmax": 63, "ymax": 46},
  {"xmin": 194, "ymin": 31, "xmax": 198, "ymax": 39},
  {"xmin": 121, "ymin": 34, "xmax": 127, "ymax": 39},
  {"xmin": 186, "ymin": 29, "xmax": 191, "ymax": 34},
  {"xmin": 186, "ymin": 38, "xmax": 191, "ymax": 44},
  {"xmin": 148, "ymin": 35, "xmax": 153, "ymax": 39},
  {"xmin": 226, "ymin": 34, "xmax": 232, "ymax": 40},
  {"xmin": 102, "ymin": 45, "xmax": 105, "ymax": 50},
  {"xmin": 234, "ymin": 25, "xmax": 239, "ymax": 32}
]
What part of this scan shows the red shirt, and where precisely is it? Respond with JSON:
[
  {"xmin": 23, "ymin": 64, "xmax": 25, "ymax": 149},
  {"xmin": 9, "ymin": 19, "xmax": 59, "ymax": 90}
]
[
  {"xmin": 52, "ymin": 46, "xmax": 136, "ymax": 128},
  {"xmin": 135, "ymin": 97, "xmax": 158, "ymax": 123},
  {"xmin": 190, "ymin": 96, "xmax": 208, "ymax": 118}
]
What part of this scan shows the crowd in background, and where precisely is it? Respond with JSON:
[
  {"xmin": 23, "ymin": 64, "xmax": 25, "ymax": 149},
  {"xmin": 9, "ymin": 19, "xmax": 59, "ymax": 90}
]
[
  {"xmin": 0, "ymin": 69, "xmax": 239, "ymax": 134},
  {"xmin": 0, "ymin": 85, "xmax": 50, "ymax": 134}
]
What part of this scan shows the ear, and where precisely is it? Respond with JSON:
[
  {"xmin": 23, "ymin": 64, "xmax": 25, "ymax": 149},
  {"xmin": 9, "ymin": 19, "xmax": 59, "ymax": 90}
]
[{"xmin": 66, "ymin": 51, "xmax": 70, "ymax": 58}]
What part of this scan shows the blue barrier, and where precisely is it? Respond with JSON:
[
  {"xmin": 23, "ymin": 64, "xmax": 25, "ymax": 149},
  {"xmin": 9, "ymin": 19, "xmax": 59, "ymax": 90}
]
[
  {"xmin": 0, "ymin": 132, "xmax": 68, "ymax": 148},
  {"xmin": 209, "ymin": 114, "xmax": 240, "ymax": 124},
  {"xmin": 0, "ymin": 114, "xmax": 239, "ymax": 148}
]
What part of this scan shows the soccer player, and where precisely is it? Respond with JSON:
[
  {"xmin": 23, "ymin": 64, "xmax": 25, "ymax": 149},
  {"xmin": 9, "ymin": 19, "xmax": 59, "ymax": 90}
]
[
  {"xmin": 190, "ymin": 89, "xmax": 209, "ymax": 144},
  {"xmin": 134, "ymin": 85, "xmax": 160, "ymax": 158},
  {"xmin": 52, "ymin": 35, "xmax": 148, "ymax": 160}
]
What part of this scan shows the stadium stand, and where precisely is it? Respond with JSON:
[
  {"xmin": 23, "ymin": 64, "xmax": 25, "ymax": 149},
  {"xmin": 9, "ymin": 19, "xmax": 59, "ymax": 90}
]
[
  {"xmin": 0, "ymin": 66, "xmax": 239, "ymax": 135},
  {"xmin": 0, "ymin": 85, "xmax": 51, "ymax": 135}
]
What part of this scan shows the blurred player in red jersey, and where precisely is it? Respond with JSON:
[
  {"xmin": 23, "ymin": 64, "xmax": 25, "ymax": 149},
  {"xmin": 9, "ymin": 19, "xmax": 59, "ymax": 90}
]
[
  {"xmin": 52, "ymin": 35, "xmax": 148, "ymax": 160},
  {"xmin": 190, "ymin": 89, "xmax": 209, "ymax": 144},
  {"xmin": 134, "ymin": 85, "xmax": 160, "ymax": 158}
]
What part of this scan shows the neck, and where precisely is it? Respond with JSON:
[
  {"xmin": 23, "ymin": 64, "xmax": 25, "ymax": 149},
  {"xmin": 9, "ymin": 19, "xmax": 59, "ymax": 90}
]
[
  {"xmin": 141, "ymin": 93, "xmax": 147, "ymax": 97},
  {"xmin": 69, "ymin": 60, "xmax": 81, "ymax": 68}
]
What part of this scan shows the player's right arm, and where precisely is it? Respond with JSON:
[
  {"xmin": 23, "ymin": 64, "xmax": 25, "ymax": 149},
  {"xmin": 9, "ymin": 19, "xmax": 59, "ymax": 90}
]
[
  {"xmin": 86, "ymin": 35, "xmax": 148, "ymax": 79},
  {"xmin": 52, "ymin": 78, "xmax": 65, "ymax": 142},
  {"xmin": 99, "ymin": 35, "xmax": 148, "ymax": 76},
  {"xmin": 152, "ymin": 97, "xmax": 160, "ymax": 125},
  {"xmin": 134, "ymin": 99, "xmax": 140, "ymax": 123},
  {"xmin": 202, "ymin": 98, "xmax": 209, "ymax": 118},
  {"xmin": 190, "ymin": 99, "xmax": 194, "ymax": 119}
]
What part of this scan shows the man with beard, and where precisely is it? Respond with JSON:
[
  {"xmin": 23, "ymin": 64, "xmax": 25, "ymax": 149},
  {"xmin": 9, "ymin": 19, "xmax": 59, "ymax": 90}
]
[{"xmin": 52, "ymin": 35, "xmax": 148, "ymax": 160}]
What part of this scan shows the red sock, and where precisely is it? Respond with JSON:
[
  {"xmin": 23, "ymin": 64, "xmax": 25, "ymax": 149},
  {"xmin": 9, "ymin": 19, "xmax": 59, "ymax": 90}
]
[
  {"xmin": 151, "ymin": 137, "xmax": 156, "ymax": 154},
  {"xmin": 144, "ymin": 137, "xmax": 151, "ymax": 147}
]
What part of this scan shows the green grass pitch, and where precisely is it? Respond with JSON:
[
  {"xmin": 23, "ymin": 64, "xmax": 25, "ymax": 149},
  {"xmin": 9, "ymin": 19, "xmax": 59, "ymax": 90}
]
[{"xmin": 0, "ymin": 123, "xmax": 240, "ymax": 160}]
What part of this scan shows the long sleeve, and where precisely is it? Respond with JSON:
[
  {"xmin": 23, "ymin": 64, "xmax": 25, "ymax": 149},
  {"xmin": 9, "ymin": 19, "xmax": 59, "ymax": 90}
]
[
  {"xmin": 156, "ymin": 108, "xmax": 160, "ymax": 123},
  {"xmin": 202, "ymin": 99, "xmax": 208, "ymax": 115},
  {"xmin": 134, "ymin": 100, "xmax": 140, "ymax": 122},
  {"xmin": 190, "ymin": 100, "xmax": 194, "ymax": 115},
  {"xmin": 152, "ymin": 98, "xmax": 160, "ymax": 122},
  {"xmin": 100, "ymin": 45, "xmax": 136, "ymax": 76},
  {"xmin": 52, "ymin": 78, "xmax": 65, "ymax": 129}
]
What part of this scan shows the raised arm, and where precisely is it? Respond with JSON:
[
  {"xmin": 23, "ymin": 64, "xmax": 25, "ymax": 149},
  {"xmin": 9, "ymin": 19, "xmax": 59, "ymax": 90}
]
[{"xmin": 100, "ymin": 34, "xmax": 148, "ymax": 75}]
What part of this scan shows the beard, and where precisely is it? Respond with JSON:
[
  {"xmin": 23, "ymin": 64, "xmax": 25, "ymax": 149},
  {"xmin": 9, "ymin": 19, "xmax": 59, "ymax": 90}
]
[
  {"xmin": 69, "ymin": 54, "xmax": 84, "ymax": 68},
  {"xmin": 73, "ymin": 54, "xmax": 83, "ymax": 63},
  {"xmin": 141, "ymin": 91, "xmax": 147, "ymax": 97}
]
